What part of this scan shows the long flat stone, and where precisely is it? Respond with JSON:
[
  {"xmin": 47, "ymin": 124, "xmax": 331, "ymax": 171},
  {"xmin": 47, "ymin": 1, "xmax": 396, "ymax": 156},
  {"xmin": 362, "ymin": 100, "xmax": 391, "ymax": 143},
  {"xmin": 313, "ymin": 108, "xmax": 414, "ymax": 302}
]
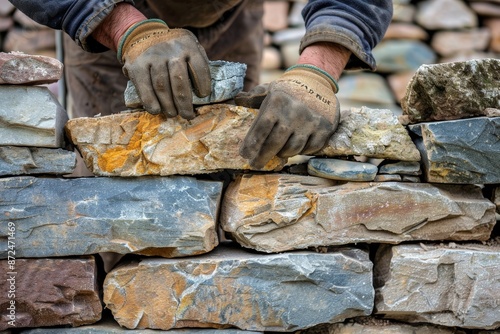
[
  {"xmin": 318, "ymin": 107, "xmax": 421, "ymax": 161},
  {"xmin": 303, "ymin": 321, "xmax": 467, "ymax": 334},
  {"xmin": 22, "ymin": 320, "xmax": 262, "ymax": 333},
  {"xmin": 401, "ymin": 59, "xmax": 500, "ymax": 123},
  {"xmin": 0, "ymin": 146, "xmax": 76, "ymax": 176},
  {"xmin": 409, "ymin": 117, "xmax": 500, "ymax": 184},
  {"xmin": 374, "ymin": 243, "xmax": 500, "ymax": 329},
  {"xmin": 103, "ymin": 245, "xmax": 374, "ymax": 331},
  {"xmin": 65, "ymin": 104, "xmax": 286, "ymax": 176},
  {"xmin": 0, "ymin": 257, "xmax": 101, "ymax": 331},
  {"xmin": 0, "ymin": 85, "xmax": 68, "ymax": 147},
  {"xmin": 0, "ymin": 176, "xmax": 222, "ymax": 258},
  {"xmin": 0, "ymin": 51, "xmax": 63, "ymax": 85},
  {"xmin": 124, "ymin": 60, "xmax": 246, "ymax": 108},
  {"xmin": 220, "ymin": 174, "xmax": 496, "ymax": 253}
]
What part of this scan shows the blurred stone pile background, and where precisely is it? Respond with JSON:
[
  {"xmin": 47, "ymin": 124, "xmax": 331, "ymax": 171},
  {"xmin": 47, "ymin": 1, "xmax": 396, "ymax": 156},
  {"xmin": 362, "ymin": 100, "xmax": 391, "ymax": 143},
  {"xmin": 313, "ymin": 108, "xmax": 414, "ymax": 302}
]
[
  {"xmin": 1, "ymin": 0, "xmax": 500, "ymax": 114},
  {"xmin": 260, "ymin": 0, "xmax": 500, "ymax": 115}
]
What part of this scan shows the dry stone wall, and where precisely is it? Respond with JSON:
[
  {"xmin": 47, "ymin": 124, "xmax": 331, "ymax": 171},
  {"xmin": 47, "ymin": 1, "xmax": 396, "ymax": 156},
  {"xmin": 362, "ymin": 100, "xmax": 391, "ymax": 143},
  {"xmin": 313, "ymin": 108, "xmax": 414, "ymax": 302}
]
[
  {"xmin": 0, "ymin": 52, "xmax": 499, "ymax": 334},
  {"xmin": 0, "ymin": 1, "xmax": 499, "ymax": 333}
]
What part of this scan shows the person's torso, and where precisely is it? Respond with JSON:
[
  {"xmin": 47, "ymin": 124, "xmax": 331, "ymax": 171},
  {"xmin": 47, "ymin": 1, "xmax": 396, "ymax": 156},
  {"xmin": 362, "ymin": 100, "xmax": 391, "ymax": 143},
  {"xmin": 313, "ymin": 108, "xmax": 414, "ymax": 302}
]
[{"xmin": 145, "ymin": 0, "xmax": 243, "ymax": 27}]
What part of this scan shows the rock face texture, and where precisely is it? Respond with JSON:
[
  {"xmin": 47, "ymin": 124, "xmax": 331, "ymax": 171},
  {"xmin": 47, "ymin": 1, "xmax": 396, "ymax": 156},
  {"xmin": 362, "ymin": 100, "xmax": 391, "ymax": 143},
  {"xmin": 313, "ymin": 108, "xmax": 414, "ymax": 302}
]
[
  {"xmin": 303, "ymin": 321, "xmax": 468, "ymax": 334},
  {"xmin": 0, "ymin": 176, "xmax": 222, "ymax": 258},
  {"xmin": 0, "ymin": 51, "xmax": 62, "ymax": 85},
  {"xmin": 103, "ymin": 246, "xmax": 374, "ymax": 331},
  {"xmin": 0, "ymin": 146, "xmax": 76, "ymax": 175},
  {"xmin": 65, "ymin": 104, "xmax": 286, "ymax": 176},
  {"xmin": 0, "ymin": 257, "xmax": 101, "ymax": 331},
  {"xmin": 318, "ymin": 107, "xmax": 421, "ymax": 161},
  {"xmin": 22, "ymin": 321, "xmax": 262, "ymax": 333},
  {"xmin": 401, "ymin": 59, "xmax": 500, "ymax": 123},
  {"xmin": 374, "ymin": 244, "xmax": 500, "ymax": 329},
  {"xmin": 220, "ymin": 174, "xmax": 496, "ymax": 253},
  {"xmin": 410, "ymin": 117, "xmax": 500, "ymax": 184},
  {"xmin": 0, "ymin": 85, "xmax": 68, "ymax": 147},
  {"xmin": 125, "ymin": 60, "xmax": 247, "ymax": 108}
]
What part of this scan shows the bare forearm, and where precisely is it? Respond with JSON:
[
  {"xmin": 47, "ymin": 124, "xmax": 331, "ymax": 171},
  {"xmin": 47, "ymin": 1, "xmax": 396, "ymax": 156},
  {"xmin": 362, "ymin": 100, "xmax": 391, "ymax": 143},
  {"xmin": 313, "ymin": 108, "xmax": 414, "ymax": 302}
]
[
  {"xmin": 298, "ymin": 42, "xmax": 351, "ymax": 81},
  {"xmin": 92, "ymin": 3, "xmax": 146, "ymax": 51}
]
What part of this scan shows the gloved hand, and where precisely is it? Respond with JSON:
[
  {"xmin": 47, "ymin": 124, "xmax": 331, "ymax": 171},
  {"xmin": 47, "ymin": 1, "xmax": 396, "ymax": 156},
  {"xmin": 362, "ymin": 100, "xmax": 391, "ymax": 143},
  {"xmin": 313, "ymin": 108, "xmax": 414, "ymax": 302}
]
[
  {"xmin": 236, "ymin": 64, "xmax": 341, "ymax": 169},
  {"xmin": 117, "ymin": 19, "xmax": 211, "ymax": 119}
]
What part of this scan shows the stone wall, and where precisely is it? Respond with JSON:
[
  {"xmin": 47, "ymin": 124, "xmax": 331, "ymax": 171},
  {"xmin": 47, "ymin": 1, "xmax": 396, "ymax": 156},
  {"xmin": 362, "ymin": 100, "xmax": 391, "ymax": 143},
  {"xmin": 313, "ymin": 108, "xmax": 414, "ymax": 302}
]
[
  {"xmin": 0, "ymin": 52, "xmax": 499, "ymax": 334},
  {"xmin": 0, "ymin": 1, "xmax": 499, "ymax": 333}
]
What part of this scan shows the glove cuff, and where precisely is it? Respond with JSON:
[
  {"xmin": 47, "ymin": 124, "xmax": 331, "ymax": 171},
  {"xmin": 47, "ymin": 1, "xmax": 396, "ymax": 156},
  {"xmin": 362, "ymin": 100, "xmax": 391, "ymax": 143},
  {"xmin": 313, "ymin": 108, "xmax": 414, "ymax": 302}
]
[
  {"xmin": 286, "ymin": 64, "xmax": 339, "ymax": 93},
  {"xmin": 117, "ymin": 18, "xmax": 169, "ymax": 63}
]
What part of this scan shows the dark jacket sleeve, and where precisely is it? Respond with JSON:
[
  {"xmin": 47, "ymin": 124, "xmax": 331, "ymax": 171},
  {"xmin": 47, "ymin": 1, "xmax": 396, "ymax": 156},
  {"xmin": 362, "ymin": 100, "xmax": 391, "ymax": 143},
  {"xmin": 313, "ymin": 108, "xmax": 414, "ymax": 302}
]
[
  {"xmin": 302, "ymin": 0, "xmax": 393, "ymax": 71},
  {"xmin": 8, "ymin": 0, "xmax": 134, "ymax": 52}
]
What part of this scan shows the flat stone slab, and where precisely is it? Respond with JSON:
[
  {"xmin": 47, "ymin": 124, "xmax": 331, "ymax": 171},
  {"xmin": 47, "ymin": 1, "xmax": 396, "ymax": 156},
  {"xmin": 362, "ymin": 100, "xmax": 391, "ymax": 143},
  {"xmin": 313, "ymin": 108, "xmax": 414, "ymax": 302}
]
[
  {"xmin": 0, "ymin": 146, "xmax": 76, "ymax": 176},
  {"xmin": 22, "ymin": 320, "xmax": 262, "ymax": 333},
  {"xmin": 0, "ymin": 85, "xmax": 68, "ymax": 147},
  {"xmin": 303, "ymin": 320, "xmax": 467, "ymax": 334},
  {"xmin": 0, "ymin": 257, "xmax": 101, "ymax": 331},
  {"xmin": 0, "ymin": 176, "xmax": 222, "ymax": 258},
  {"xmin": 103, "ymin": 245, "xmax": 373, "ymax": 331},
  {"xmin": 124, "ymin": 60, "xmax": 246, "ymax": 108},
  {"xmin": 318, "ymin": 107, "xmax": 421, "ymax": 161},
  {"xmin": 0, "ymin": 51, "xmax": 63, "ymax": 85},
  {"xmin": 220, "ymin": 174, "xmax": 496, "ymax": 253},
  {"xmin": 375, "ymin": 243, "xmax": 500, "ymax": 329},
  {"xmin": 401, "ymin": 59, "xmax": 500, "ymax": 123},
  {"xmin": 65, "ymin": 104, "xmax": 286, "ymax": 176},
  {"xmin": 308, "ymin": 158, "xmax": 378, "ymax": 181},
  {"xmin": 409, "ymin": 117, "xmax": 500, "ymax": 184}
]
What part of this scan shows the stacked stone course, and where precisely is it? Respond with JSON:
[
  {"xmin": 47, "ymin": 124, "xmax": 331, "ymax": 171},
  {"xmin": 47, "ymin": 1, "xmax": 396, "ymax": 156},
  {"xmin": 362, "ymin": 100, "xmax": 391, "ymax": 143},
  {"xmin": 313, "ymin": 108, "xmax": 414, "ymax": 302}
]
[{"xmin": 0, "ymin": 1, "xmax": 499, "ymax": 333}]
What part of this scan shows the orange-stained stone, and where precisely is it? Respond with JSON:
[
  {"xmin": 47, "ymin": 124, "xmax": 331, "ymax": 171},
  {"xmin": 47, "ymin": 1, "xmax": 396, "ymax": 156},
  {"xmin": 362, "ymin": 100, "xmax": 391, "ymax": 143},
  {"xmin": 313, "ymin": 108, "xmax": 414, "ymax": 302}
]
[{"xmin": 65, "ymin": 104, "xmax": 286, "ymax": 176}]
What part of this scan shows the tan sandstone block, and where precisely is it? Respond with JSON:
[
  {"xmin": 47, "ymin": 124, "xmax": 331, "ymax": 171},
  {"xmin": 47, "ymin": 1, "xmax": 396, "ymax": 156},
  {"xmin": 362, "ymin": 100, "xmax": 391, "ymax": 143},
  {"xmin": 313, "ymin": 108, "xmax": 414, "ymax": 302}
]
[{"xmin": 65, "ymin": 104, "xmax": 286, "ymax": 176}]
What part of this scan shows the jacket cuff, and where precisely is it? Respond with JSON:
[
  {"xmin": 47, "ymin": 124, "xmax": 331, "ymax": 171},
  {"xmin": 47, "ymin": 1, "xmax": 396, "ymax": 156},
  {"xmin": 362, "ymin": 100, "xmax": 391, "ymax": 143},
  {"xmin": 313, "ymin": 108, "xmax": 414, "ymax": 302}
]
[
  {"xmin": 77, "ymin": 0, "xmax": 135, "ymax": 53},
  {"xmin": 299, "ymin": 24, "xmax": 377, "ymax": 71}
]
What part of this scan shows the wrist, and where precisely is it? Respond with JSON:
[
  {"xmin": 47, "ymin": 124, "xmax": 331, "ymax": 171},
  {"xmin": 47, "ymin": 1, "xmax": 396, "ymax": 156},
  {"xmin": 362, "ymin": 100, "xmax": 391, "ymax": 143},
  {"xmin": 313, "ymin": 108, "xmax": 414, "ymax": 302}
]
[
  {"xmin": 92, "ymin": 3, "xmax": 147, "ymax": 51},
  {"xmin": 298, "ymin": 42, "xmax": 351, "ymax": 81}
]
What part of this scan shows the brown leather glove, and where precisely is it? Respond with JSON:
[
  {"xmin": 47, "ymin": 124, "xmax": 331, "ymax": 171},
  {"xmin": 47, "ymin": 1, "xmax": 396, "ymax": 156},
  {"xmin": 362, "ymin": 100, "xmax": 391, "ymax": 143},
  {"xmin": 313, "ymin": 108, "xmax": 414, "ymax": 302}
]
[
  {"xmin": 118, "ymin": 19, "xmax": 211, "ymax": 119},
  {"xmin": 237, "ymin": 64, "xmax": 340, "ymax": 169}
]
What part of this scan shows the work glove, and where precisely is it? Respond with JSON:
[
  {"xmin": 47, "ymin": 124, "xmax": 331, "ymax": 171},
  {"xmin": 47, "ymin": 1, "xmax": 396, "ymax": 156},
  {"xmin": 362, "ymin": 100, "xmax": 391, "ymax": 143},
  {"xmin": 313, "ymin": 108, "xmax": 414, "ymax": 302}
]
[
  {"xmin": 117, "ymin": 19, "xmax": 211, "ymax": 119},
  {"xmin": 236, "ymin": 64, "xmax": 341, "ymax": 169}
]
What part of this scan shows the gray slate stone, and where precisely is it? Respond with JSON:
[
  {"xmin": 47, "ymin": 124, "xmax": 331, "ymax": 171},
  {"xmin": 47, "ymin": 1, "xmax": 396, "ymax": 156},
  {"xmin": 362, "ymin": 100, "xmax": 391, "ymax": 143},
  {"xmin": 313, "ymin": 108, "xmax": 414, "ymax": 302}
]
[
  {"xmin": 0, "ymin": 176, "xmax": 222, "ymax": 258},
  {"xmin": 375, "ymin": 243, "xmax": 500, "ymax": 329},
  {"xmin": 409, "ymin": 117, "xmax": 500, "ymax": 184},
  {"xmin": 401, "ymin": 59, "xmax": 500, "ymax": 123},
  {"xmin": 308, "ymin": 158, "xmax": 378, "ymax": 181},
  {"xmin": 0, "ymin": 85, "xmax": 68, "ymax": 147},
  {"xmin": 103, "ymin": 245, "xmax": 374, "ymax": 331},
  {"xmin": 378, "ymin": 161, "xmax": 421, "ymax": 175},
  {"xmin": 124, "ymin": 60, "xmax": 246, "ymax": 108},
  {"xmin": 0, "ymin": 146, "xmax": 76, "ymax": 176}
]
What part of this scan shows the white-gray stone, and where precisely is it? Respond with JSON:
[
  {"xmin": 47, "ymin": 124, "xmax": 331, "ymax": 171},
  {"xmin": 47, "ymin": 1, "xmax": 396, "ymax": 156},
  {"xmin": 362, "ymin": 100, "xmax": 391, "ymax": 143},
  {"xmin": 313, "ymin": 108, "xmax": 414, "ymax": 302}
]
[
  {"xmin": 375, "ymin": 243, "xmax": 500, "ymax": 329},
  {"xmin": 0, "ymin": 85, "xmax": 68, "ymax": 147},
  {"xmin": 124, "ymin": 60, "xmax": 246, "ymax": 108},
  {"xmin": 221, "ymin": 175, "xmax": 496, "ymax": 253}
]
